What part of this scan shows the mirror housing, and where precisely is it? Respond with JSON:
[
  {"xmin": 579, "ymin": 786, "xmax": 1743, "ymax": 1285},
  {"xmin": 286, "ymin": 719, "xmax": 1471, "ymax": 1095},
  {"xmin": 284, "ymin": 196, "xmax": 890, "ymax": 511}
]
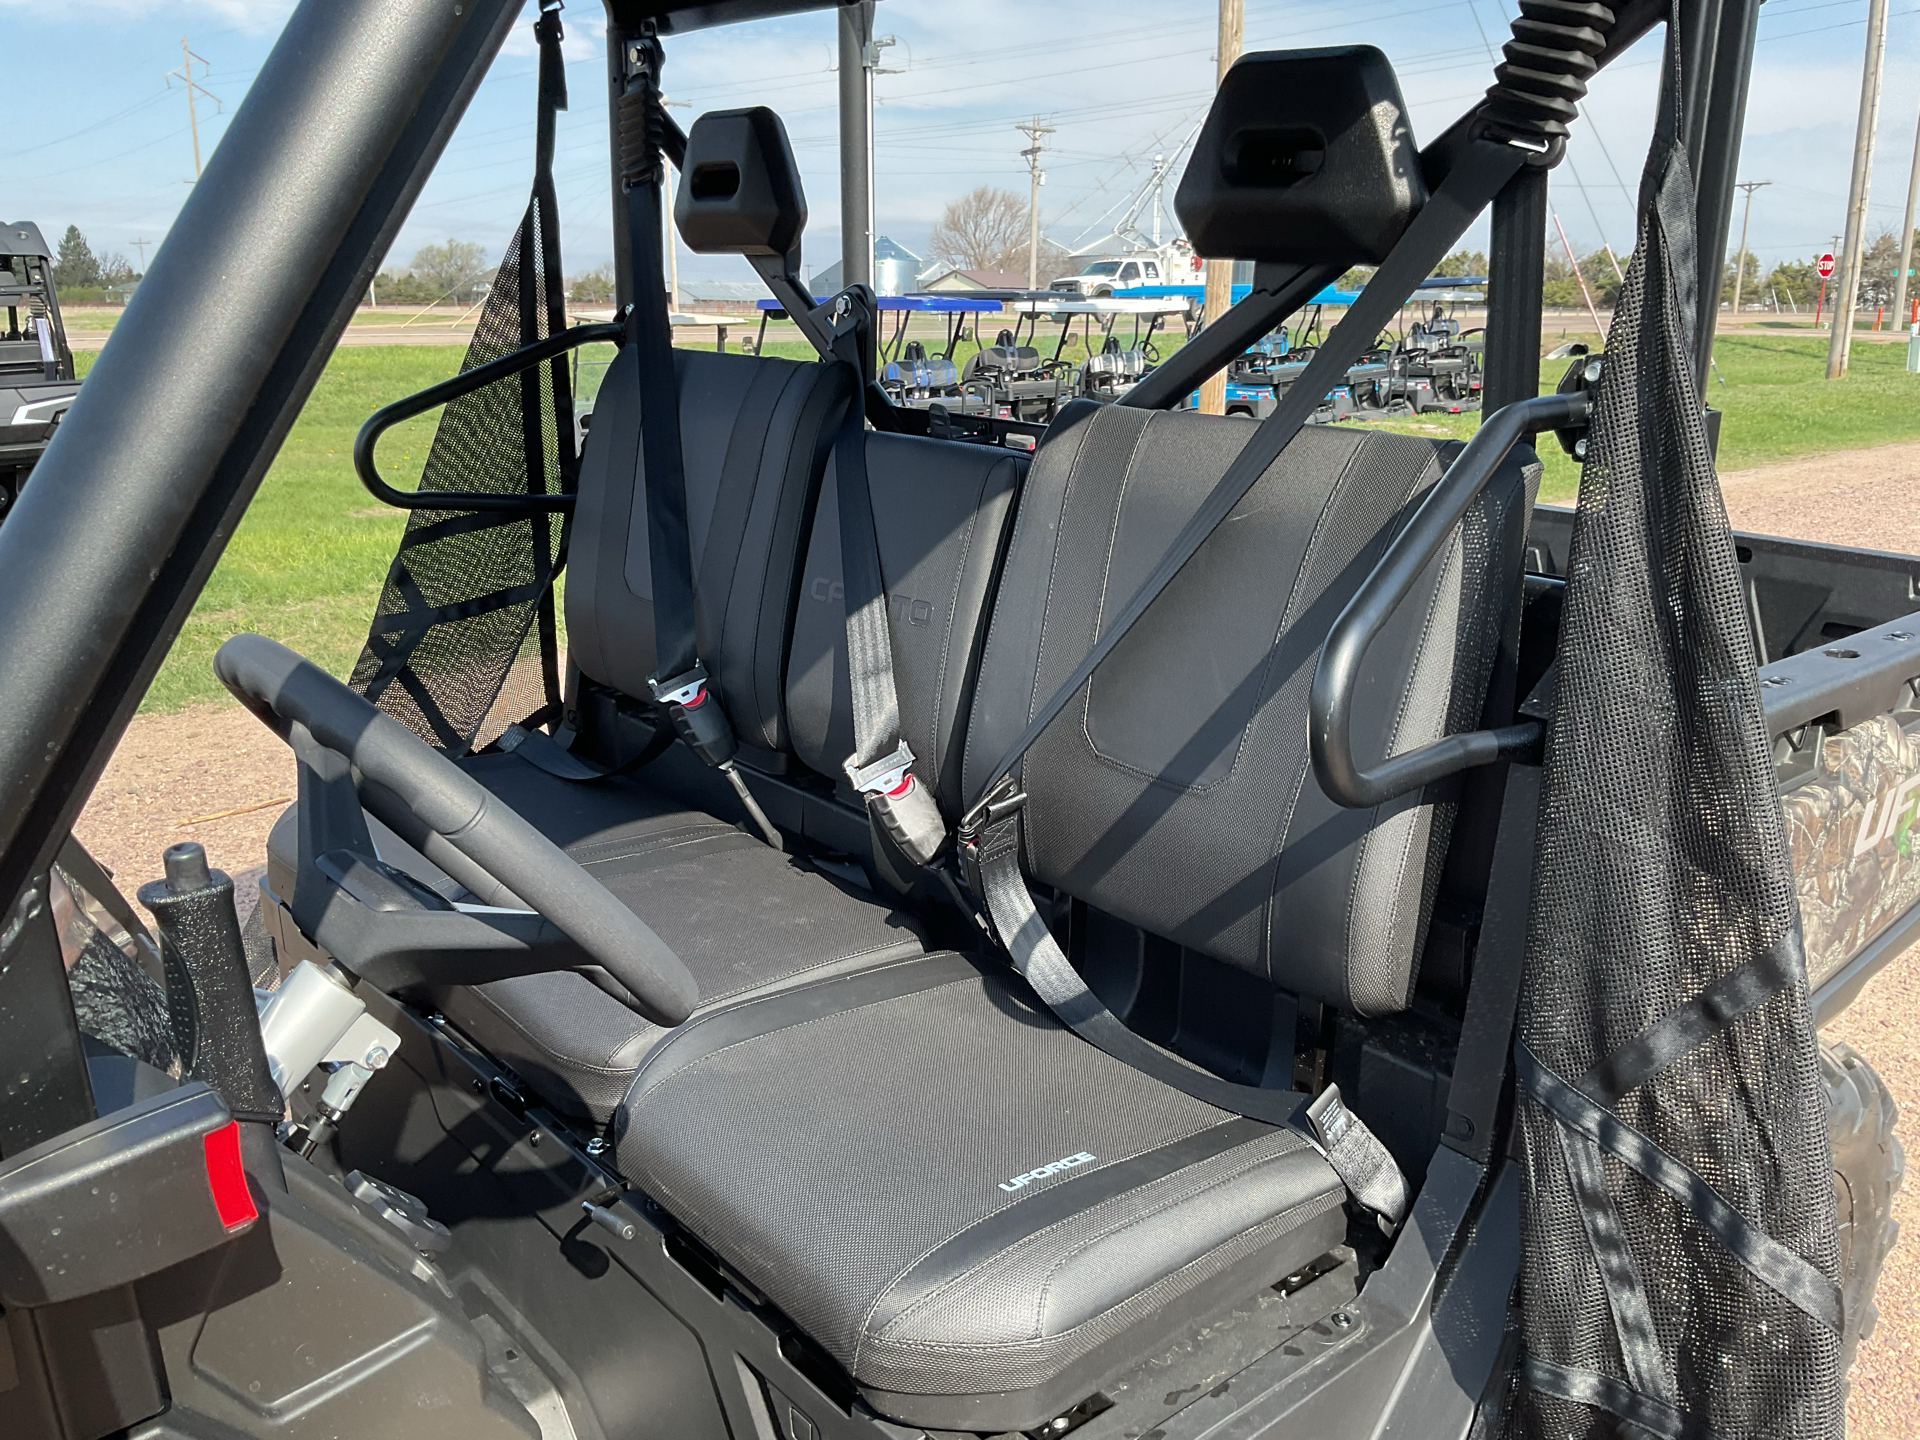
[{"xmin": 1175, "ymin": 46, "xmax": 1426, "ymax": 266}]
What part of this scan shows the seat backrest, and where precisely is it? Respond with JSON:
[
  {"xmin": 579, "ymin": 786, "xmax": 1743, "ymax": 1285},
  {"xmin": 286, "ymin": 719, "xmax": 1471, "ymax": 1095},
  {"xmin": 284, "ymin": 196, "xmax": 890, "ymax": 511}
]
[
  {"xmin": 567, "ymin": 345, "xmax": 851, "ymax": 757},
  {"xmin": 962, "ymin": 401, "xmax": 1535, "ymax": 1016},
  {"xmin": 786, "ymin": 432, "xmax": 1024, "ymax": 815}
]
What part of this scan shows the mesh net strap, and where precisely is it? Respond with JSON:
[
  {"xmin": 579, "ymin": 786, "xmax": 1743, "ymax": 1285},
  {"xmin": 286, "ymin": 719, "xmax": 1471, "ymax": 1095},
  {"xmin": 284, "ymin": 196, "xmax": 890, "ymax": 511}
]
[
  {"xmin": 348, "ymin": 6, "xmax": 573, "ymax": 756},
  {"xmin": 1504, "ymin": 33, "xmax": 1843, "ymax": 1440}
]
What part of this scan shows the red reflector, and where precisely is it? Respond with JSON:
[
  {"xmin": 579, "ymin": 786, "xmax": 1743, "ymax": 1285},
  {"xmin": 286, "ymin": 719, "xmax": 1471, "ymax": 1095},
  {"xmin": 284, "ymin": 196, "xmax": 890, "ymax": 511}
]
[{"xmin": 202, "ymin": 1121, "xmax": 258, "ymax": 1231}]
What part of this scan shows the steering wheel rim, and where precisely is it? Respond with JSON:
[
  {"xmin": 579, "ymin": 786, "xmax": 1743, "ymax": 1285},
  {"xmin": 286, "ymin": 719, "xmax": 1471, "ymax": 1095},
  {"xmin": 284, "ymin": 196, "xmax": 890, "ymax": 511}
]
[{"xmin": 215, "ymin": 633, "xmax": 699, "ymax": 1027}]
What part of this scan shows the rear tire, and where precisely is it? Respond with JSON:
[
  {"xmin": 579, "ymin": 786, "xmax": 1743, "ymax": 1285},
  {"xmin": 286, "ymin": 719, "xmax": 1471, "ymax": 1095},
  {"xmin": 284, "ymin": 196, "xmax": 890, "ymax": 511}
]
[{"xmin": 1825, "ymin": 1039, "xmax": 1903, "ymax": 1387}]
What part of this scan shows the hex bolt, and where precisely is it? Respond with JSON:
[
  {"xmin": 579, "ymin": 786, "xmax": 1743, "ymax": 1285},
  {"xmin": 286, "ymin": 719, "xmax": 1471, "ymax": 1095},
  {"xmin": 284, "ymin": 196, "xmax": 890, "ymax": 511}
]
[{"xmin": 1330, "ymin": 1310, "xmax": 1354, "ymax": 1329}]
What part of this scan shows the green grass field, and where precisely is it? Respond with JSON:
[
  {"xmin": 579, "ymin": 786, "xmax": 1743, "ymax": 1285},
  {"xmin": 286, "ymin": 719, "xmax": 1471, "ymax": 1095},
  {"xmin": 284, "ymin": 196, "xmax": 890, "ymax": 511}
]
[
  {"xmin": 117, "ymin": 326, "xmax": 1920, "ymax": 713},
  {"xmin": 114, "ymin": 347, "xmax": 466, "ymax": 711},
  {"xmin": 1372, "ymin": 330, "xmax": 1920, "ymax": 502}
]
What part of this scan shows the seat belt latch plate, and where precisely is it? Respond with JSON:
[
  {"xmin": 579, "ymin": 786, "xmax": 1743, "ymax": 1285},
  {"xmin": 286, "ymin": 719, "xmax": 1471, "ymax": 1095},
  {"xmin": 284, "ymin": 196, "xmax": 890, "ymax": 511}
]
[{"xmin": 845, "ymin": 741, "xmax": 916, "ymax": 797}]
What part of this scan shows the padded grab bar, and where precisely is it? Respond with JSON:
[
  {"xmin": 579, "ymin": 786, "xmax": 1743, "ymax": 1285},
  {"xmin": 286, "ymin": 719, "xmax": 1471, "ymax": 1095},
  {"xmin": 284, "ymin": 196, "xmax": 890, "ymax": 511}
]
[
  {"xmin": 1310, "ymin": 391, "xmax": 1587, "ymax": 808},
  {"xmin": 353, "ymin": 320, "xmax": 625, "ymax": 513}
]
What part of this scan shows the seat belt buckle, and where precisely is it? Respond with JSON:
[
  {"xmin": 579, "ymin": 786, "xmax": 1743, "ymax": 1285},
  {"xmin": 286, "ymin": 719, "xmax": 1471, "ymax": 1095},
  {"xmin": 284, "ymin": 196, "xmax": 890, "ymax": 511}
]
[
  {"xmin": 649, "ymin": 662, "xmax": 738, "ymax": 767},
  {"xmin": 845, "ymin": 743, "xmax": 947, "ymax": 867}
]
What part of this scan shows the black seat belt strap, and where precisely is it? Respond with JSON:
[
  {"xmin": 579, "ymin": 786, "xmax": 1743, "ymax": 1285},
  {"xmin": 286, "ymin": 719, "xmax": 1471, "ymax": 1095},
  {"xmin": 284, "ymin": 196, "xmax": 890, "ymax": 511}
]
[
  {"xmin": 823, "ymin": 289, "xmax": 947, "ymax": 866},
  {"xmin": 960, "ymin": 137, "xmax": 1530, "ymax": 830},
  {"xmin": 616, "ymin": 36, "xmax": 777, "ymax": 846},
  {"xmin": 966, "ymin": 795, "xmax": 1409, "ymax": 1227}
]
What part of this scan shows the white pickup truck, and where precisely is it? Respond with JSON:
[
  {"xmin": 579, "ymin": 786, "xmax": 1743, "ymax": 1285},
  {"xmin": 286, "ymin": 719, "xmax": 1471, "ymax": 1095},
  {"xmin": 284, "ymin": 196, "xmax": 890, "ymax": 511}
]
[{"xmin": 1046, "ymin": 254, "xmax": 1170, "ymax": 296}]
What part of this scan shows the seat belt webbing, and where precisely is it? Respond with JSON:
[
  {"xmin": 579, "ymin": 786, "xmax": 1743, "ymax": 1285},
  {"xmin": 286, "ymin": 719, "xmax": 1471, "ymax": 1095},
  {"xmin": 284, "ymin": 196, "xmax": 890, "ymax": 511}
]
[
  {"xmin": 614, "ymin": 62, "xmax": 777, "ymax": 845},
  {"xmin": 824, "ymin": 291, "xmax": 948, "ymax": 866}
]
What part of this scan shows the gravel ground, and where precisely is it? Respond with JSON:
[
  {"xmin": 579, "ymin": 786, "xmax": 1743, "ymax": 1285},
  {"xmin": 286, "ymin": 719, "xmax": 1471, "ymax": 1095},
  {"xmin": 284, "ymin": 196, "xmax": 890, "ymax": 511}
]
[{"xmin": 68, "ymin": 441, "xmax": 1920, "ymax": 1433}]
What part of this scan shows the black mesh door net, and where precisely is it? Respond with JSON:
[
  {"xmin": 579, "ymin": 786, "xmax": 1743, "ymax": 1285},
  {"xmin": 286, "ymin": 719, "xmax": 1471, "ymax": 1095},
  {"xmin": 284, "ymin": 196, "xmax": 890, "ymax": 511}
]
[
  {"xmin": 1502, "ymin": 30, "xmax": 1843, "ymax": 1440},
  {"xmin": 350, "ymin": 2, "xmax": 577, "ymax": 756}
]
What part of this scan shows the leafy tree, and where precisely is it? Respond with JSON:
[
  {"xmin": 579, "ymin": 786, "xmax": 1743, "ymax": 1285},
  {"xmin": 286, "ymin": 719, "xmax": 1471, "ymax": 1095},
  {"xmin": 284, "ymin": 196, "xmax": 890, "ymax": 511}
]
[
  {"xmin": 53, "ymin": 225, "xmax": 99, "ymax": 289},
  {"xmin": 569, "ymin": 263, "xmax": 616, "ymax": 304},
  {"xmin": 1579, "ymin": 248, "xmax": 1624, "ymax": 307},
  {"xmin": 1719, "ymin": 250, "xmax": 1759, "ymax": 307},
  {"xmin": 928, "ymin": 187, "xmax": 1031, "ymax": 274},
  {"xmin": 1766, "ymin": 257, "xmax": 1822, "ymax": 309},
  {"xmin": 1856, "ymin": 228, "xmax": 1908, "ymax": 308},
  {"xmin": 406, "ymin": 238, "xmax": 489, "ymax": 301},
  {"xmin": 1541, "ymin": 251, "xmax": 1582, "ymax": 309},
  {"xmin": 1433, "ymin": 249, "xmax": 1487, "ymax": 278}
]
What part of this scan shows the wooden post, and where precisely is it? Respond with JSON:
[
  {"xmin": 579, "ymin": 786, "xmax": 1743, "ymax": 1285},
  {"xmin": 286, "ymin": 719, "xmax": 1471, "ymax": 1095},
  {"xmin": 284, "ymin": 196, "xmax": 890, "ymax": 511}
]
[{"xmin": 1196, "ymin": 0, "xmax": 1244, "ymax": 416}]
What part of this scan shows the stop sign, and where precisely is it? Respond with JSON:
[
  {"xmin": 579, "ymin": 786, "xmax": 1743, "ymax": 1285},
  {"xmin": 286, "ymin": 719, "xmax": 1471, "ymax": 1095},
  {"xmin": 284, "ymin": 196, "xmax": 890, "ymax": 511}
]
[{"xmin": 1818, "ymin": 252, "xmax": 1836, "ymax": 279}]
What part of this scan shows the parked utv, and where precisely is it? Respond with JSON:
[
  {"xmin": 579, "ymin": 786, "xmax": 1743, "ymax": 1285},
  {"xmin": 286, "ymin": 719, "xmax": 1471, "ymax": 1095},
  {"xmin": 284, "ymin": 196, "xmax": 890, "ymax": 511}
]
[
  {"xmin": 0, "ymin": 222, "xmax": 80, "ymax": 523},
  {"xmin": 0, "ymin": 3, "xmax": 1901, "ymax": 1440}
]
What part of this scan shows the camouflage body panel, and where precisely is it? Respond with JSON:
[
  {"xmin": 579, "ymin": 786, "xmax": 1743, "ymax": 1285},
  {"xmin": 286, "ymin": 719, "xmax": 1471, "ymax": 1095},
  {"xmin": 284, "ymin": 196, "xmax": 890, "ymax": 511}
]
[{"xmin": 1782, "ymin": 712, "xmax": 1920, "ymax": 988}]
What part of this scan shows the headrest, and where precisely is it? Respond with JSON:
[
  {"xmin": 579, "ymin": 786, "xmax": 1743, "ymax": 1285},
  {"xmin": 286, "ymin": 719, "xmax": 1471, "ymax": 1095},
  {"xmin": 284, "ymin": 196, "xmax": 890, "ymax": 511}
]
[
  {"xmin": 1174, "ymin": 46, "xmax": 1425, "ymax": 267},
  {"xmin": 675, "ymin": 107, "xmax": 806, "ymax": 256}
]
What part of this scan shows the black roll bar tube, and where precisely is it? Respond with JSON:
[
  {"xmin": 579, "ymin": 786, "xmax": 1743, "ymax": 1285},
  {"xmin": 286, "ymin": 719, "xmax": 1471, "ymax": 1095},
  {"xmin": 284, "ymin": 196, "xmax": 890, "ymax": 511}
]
[
  {"xmin": 353, "ymin": 320, "xmax": 624, "ymax": 512},
  {"xmin": 1310, "ymin": 391, "xmax": 1587, "ymax": 808}
]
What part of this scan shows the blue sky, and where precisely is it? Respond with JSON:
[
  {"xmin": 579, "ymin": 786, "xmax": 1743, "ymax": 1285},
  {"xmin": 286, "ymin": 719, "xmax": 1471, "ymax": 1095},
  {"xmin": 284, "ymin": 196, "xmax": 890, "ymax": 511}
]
[{"xmin": 6, "ymin": 0, "xmax": 1919, "ymax": 291}]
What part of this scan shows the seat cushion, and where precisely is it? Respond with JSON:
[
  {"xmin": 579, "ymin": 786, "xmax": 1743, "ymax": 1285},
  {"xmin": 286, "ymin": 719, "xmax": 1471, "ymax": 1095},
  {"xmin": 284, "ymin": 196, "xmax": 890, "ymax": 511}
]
[
  {"xmin": 431, "ymin": 754, "xmax": 925, "ymax": 1122},
  {"xmin": 962, "ymin": 401, "xmax": 1536, "ymax": 1015},
  {"xmin": 617, "ymin": 952, "xmax": 1347, "ymax": 1432},
  {"xmin": 566, "ymin": 346, "xmax": 852, "ymax": 755}
]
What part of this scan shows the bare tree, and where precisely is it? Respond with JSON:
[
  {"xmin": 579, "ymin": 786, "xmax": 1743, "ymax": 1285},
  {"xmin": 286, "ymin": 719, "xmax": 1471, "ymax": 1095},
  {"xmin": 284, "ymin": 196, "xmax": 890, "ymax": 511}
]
[{"xmin": 928, "ymin": 187, "xmax": 1030, "ymax": 273}]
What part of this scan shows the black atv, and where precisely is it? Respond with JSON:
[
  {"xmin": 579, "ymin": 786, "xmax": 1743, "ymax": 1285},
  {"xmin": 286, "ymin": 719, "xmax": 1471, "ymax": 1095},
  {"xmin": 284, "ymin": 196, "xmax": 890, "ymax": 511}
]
[{"xmin": 0, "ymin": 222, "xmax": 81, "ymax": 523}]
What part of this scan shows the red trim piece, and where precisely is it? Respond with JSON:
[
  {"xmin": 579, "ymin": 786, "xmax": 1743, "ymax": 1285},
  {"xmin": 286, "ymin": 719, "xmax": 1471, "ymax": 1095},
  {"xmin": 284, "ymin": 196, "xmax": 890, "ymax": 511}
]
[
  {"xmin": 683, "ymin": 686, "xmax": 709, "ymax": 709},
  {"xmin": 202, "ymin": 1121, "xmax": 258, "ymax": 1231},
  {"xmin": 885, "ymin": 774, "xmax": 914, "ymax": 798}
]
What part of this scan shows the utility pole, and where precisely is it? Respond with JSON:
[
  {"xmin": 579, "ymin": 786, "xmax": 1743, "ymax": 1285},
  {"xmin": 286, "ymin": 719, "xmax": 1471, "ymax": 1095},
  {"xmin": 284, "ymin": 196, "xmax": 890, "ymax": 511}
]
[
  {"xmin": 837, "ymin": 2, "xmax": 876, "ymax": 288},
  {"xmin": 1729, "ymin": 180, "xmax": 1770, "ymax": 318},
  {"xmin": 131, "ymin": 238, "xmax": 150, "ymax": 275},
  {"xmin": 1017, "ymin": 119, "xmax": 1053, "ymax": 289},
  {"xmin": 1197, "ymin": 0, "xmax": 1244, "ymax": 416},
  {"xmin": 1828, "ymin": 0, "xmax": 1889, "ymax": 378},
  {"xmin": 1894, "ymin": 95, "xmax": 1920, "ymax": 328},
  {"xmin": 165, "ymin": 38, "xmax": 221, "ymax": 181},
  {"xmin": 662, "ymin": 96, "xmax": 691, "ymax": 312}
]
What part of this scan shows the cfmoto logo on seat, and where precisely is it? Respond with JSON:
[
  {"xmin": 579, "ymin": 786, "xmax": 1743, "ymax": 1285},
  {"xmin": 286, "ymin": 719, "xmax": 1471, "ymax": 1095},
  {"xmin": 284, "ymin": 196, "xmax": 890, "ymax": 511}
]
[
  {"xmin": 808, "ymin": 578, "xmax": 935, "ymax": 627},
  {"xmin": 999, "ymin": 1152, "xmax": 1096, "ymax": 1193}
]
